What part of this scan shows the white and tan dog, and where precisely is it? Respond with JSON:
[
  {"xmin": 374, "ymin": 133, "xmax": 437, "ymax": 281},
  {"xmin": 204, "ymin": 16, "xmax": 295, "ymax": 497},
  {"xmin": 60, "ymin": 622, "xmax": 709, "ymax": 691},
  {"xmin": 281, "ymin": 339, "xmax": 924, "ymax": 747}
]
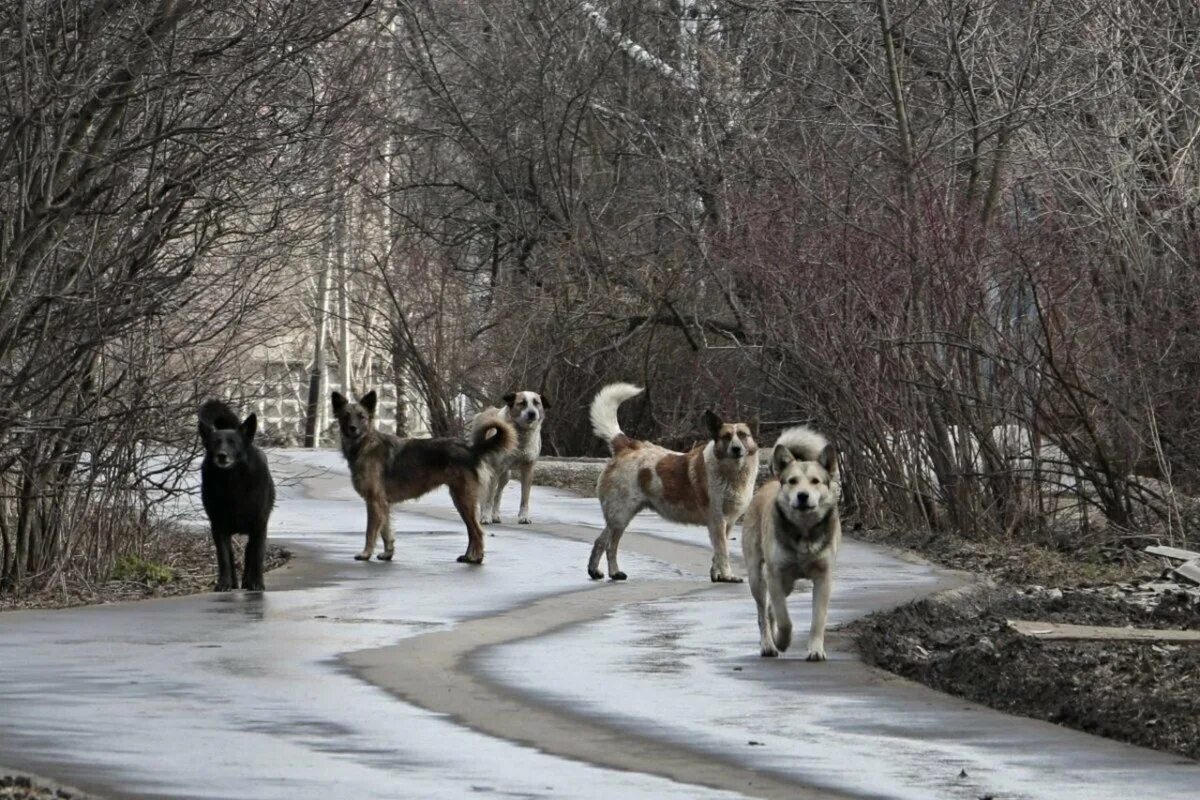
[
  {"xmin": 587, "ymin": 383, "xmax": 758, "ymax": 582},
  {"xmin": 471, "ymin": 390, "xmax": 549, "ymax": 525},
  {"xmin": 742, "ymin": 426, "xmax": 841, "ymax": 661}
]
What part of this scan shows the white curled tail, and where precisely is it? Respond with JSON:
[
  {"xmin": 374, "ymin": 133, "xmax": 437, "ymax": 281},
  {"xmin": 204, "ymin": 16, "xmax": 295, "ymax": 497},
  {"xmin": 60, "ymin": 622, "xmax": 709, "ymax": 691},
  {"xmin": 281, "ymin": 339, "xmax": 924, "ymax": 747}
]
[{"xmin": 589, "ymin": 383, "xmax": 643, "ymax": 445}]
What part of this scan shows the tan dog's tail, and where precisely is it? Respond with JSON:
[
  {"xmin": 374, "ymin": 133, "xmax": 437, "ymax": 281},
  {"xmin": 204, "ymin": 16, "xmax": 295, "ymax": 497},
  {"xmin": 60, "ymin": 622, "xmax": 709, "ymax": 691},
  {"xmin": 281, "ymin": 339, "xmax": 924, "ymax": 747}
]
[
  {"xmin": 590, "ymin": 382, "xmax": 643, "ymax": 453},
  {"xmin": 774, "ymin": 426, "xmax": 838, "ymax": 478},
  {"xmin": 469, "ymin": 412, "xmax": 517, "ymax": 463}
]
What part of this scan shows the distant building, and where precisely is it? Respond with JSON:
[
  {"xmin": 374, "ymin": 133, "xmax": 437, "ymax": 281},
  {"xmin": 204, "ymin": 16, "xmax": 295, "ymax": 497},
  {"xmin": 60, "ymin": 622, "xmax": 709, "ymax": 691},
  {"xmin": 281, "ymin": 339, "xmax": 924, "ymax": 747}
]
[{"xmin": 239, "ymin": 334, "xmax": 431, "ymax": 447}]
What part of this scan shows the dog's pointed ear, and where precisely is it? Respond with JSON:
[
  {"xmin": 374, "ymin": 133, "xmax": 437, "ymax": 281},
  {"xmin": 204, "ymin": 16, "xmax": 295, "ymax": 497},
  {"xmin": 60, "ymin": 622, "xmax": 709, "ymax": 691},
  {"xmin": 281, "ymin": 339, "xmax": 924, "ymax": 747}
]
[
  {"xmin": 360, "ymin": 390, "xmax": 378, "ymax": 415},
  {"xmin": 772, "ymin": 443, "xmax": 796, "ymax": 478},
  {"xmin": 502, "ymin": 392, "xmax": 516, "ymax": 407},
  {"xmin": 240, "ymin": 413, "xmax": 258, "ymax": 443},
  {"xmin": 538, "ymin": 393, "xmax": 551, "ymax": 409},
  {"xmin": 331, "ymin": 392, "xmax": 348, "ymax": 414},
  {"xmin": 198, "ymin": 420, "xmax": 214, "ymax": 442},
  {"xmin": 703, "ymin": 409, "xmax": 723, "ymax": 439},
  {"xmin": 748, "ymin": 415, "xmax": 760, "ymax": 440},
  {"xmin": 818, "ymin": 443, "xmax": 838, "ymax": 477}
]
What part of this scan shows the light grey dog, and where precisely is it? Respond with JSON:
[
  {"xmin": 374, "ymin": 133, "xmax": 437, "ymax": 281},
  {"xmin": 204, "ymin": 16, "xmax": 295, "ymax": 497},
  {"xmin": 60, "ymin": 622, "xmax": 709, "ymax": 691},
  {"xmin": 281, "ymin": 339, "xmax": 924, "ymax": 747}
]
[
  {"xmin": 742, "ymin": 426, "xmax": 841, "ymax": 661},
  {"xmin": 471, "ymin": 391, "xmax": 549, "ymax": 524}
]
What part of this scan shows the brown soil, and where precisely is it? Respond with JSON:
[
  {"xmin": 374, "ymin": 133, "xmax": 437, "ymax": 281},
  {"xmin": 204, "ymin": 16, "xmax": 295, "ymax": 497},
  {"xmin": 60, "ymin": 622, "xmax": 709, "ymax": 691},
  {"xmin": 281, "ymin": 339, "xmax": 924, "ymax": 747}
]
[
  {"xmin": 0, "ymin": 527, "xmax": 291, "ymax": 613},
  {"xmin": 852, "ymin": 586, "xmax": 1200, "ymax": 761},
  {"xmin": 849, "ymin": 520, "xmax": 1157, "ymax": 587}
]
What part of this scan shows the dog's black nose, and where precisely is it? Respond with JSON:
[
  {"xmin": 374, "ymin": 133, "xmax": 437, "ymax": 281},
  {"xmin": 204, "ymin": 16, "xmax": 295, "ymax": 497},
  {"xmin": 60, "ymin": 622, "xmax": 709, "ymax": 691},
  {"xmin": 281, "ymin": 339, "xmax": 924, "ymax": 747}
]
[
  {"xmin": 348, "ymin": 426, "xmax": 359, "ymax": 436},
  {"xmin": 730, "ymin": 446, "xmax": 743, "ymax": 457},
  {"xmin": 794, "ymin": 492, "xmax": 810, "ymax": 508}
]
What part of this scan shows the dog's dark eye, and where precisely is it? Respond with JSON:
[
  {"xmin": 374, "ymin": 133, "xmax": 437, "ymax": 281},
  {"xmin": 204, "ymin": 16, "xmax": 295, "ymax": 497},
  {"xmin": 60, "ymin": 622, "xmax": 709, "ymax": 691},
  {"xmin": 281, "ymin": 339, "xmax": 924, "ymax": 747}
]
[
  {"xmin": 788, "ymin": 477, "xmax": 798, "ymax": 485},
  {"xmin": 810, "ymin": 478, "xmax": 820, "ymax": 485}
]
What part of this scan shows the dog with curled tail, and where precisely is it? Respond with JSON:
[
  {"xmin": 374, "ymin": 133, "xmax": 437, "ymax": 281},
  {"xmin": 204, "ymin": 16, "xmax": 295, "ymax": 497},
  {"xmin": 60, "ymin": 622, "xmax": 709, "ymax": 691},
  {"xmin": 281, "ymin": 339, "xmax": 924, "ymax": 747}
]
[
  {"xmin": 587, "ymin": 383, "xmax": 758, "ymax": 582},
  {"xmin": 742, "ymin": 426, "xmax": 841, "ymax": 661},
  {"xmin": 332, "ymin": 390, "xmax": 515, "ymax": 564},
  {"xmin": 471, "ymin": 390, "xmax": 549, "ymax": 525}
]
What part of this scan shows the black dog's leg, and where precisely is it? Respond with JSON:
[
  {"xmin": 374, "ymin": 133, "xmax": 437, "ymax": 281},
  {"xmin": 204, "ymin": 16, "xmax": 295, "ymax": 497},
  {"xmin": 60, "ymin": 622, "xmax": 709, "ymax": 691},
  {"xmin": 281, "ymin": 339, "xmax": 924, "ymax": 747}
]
[
  {"xmin": 241, "ymin": 526, "xmax": 266, "ymax": 591},
  {"xmin": 212, "ymin": 528, "xmax": 235, "ymax": 591}
]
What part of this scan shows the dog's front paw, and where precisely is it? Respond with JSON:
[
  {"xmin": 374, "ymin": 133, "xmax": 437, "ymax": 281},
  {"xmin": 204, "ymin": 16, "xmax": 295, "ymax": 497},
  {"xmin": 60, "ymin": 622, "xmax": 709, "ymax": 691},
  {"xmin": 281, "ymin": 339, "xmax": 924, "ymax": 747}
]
[
  {"xmin": 517, "ymin": 514, "xmax": 532, "ymax": 524},
  {"xmin": 760, "ymin": 645, "xmax": 779, "ymax": 658},
  {"xmin": 214, "ymin": 580, "xmax": 233, "ymax": 592},
  {"xmin": 774, "ymin": 624, "xmax": 793, "ymax": 652},
  {"xmin": 487, "ymin": 515, "xmax": 502, "ymax": 525},
  {"xmin": 610, "ymin": 571, "xmax": 628, "ymax": 581},
  {"xmin": 805, "ymin": 649, "xmax": 827, "ymax": 662},
  {"xmin": 587, "ymin": 568, "xmax": 605, "ymax": 580},
  {"xmin": 241, "ymin": 579, "xmax": 265, "ymax": 592},
  {"xmin": 456, "ymin": 553, "xmax": 484, "ymax": 565},
  {"xmin": 354, "ymin": 552, "xmax": 372, "ymax": 561},
  {"xmin": 710, "ymin": 571, "xmax": 743, "ymax": 583},
  {"xmin": 376, "ymin": 551, "xmax": 394, "ymax": 562}
]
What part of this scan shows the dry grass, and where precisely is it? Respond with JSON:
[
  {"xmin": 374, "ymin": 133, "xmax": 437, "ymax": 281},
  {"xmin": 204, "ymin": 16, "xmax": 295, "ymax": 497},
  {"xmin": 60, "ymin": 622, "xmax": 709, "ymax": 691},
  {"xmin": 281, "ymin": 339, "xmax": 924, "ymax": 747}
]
[{"xmin": 0, "ymin": 526, "xmax": 291, "ymax": 613}]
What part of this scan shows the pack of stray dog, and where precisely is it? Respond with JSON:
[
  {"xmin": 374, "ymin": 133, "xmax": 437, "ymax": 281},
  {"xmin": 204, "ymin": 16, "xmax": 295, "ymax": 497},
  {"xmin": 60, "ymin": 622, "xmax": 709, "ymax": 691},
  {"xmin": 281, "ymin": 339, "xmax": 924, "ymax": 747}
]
[{"xmin": 193, "ymin": 383, "xmax": 841, "ymax": 664}]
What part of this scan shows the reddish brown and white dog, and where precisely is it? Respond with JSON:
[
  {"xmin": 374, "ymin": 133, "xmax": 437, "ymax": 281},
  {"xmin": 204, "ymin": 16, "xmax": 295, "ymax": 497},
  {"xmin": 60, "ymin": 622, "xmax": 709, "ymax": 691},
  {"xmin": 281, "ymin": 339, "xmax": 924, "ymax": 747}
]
[{"xmin": 586, "ymin": 383, "xmax": 759, "ymax": 582}]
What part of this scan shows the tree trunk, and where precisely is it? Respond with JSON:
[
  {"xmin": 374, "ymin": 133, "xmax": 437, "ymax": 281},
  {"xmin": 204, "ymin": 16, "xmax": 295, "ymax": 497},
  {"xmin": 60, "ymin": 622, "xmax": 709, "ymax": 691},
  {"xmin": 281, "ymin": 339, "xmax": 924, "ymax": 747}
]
[{"xmin": 303, "ymin": 191, "xmax": 335, "ymax": 448}]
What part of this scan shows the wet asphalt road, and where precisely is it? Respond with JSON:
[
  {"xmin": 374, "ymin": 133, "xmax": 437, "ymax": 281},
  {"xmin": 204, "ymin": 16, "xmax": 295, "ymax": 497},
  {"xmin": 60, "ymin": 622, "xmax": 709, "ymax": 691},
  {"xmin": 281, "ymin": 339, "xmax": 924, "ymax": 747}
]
[{"xmin": 0, "ymin": 450, "xmax": 1196, "ymax": 799}]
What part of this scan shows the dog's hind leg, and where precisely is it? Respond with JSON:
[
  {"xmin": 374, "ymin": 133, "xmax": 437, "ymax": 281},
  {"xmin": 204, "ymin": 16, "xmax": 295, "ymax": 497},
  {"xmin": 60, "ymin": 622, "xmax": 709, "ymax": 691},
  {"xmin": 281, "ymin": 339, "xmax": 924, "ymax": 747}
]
[
  {"xmin": 708, "ymin": 517, "xmax": 742, "ymax": 583},
  {"xmin": 593, "ymin": 501, "xmax": 637, "ymax": 580},
  {"xmin": 806, "ymin": 563, "xmax": 832, "ymax": 662},
  {"xmin": 357, "ymin": 496, "xmax": 386, "ymax": 561},
  {"xmin": 587, "ymin": 529, "xmax": 610, "ymax": 580},
  {"xmin": 451, "ymin": 482, "xmax": 486, "ymax": 564},
  {"xmin": 516, "ymin": 461, "xmax": 534, "ymax": 524},
  {"xmin": 605, "ymin": 522, "xmax": 631, "ymax": 580},
  {"xmin": 211, "ymin": 528, "xmax": 235, "ymax": 592}
]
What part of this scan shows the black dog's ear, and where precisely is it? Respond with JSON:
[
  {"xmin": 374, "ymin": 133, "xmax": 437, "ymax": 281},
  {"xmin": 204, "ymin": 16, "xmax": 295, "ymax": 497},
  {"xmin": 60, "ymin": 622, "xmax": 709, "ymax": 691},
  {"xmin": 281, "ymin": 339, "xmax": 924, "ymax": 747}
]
[
  {"xmin": 538, "ymin": 394, "xmax": 551, "ymax": 409},
  {"xmin": 771, "ymin": 443, "xmax": 796, "ymax": 478},
  {"xmin": 360, "ymin": 390, "xmax": 378, "ymax": 415},
  {"xmin": 502, "ymin": 392, "xmax": 517, "ymax": 407},
  {"xmin": 240, "ymin": 413, "xmax": 258, "ymax": 443},
  {"xmin": 818, "ymin": 443, "xmax": 838, "ymax": 477},
  {"xmin": 198, "ymin": 420, "xmax": 214, "ymax": 442},
  {"xmin": 703, "ymin": 409, "xmax": 724, "ymax": 439},
  {"xmin": 331, "ymin": 392, "xmax": 348, "ymax": 413}
]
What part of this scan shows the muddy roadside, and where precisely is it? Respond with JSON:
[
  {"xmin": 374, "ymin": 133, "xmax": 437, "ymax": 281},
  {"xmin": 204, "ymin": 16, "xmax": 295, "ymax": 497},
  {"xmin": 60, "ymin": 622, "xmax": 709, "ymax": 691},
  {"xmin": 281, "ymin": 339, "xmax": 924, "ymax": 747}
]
[
  {"xmin": 534, "ymin": 454, "xmax": 1200, "ymax": 762},
  {"xmin": 0, "ymin": 526, "xmax": 291, "ymax": 613},
  {"xmin": 847, "ymin": 512, "xmax": 1200, "ymax": 761}
]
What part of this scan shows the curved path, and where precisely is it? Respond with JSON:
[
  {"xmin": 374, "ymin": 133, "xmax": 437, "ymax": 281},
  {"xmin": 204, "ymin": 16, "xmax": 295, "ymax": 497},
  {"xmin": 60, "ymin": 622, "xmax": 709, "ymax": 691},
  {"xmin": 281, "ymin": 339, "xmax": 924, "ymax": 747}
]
[{"xmin": 0, "ymin": 450, "xmax": 1196, "ymax": 799}]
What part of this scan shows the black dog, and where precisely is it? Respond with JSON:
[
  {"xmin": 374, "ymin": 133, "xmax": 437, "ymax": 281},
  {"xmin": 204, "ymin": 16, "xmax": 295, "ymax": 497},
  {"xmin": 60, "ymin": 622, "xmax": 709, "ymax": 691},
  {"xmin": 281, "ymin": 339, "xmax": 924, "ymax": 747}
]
[{"xmin": 198, "ymin": 400, "xmax": 275, "ymax": 591}]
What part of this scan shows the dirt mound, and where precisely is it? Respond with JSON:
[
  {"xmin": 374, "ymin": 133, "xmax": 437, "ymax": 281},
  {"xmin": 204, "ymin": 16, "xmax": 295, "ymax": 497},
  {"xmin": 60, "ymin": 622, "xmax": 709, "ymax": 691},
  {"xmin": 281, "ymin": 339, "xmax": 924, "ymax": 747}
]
[{"xmin": 853, "ymin": 587, "xmax": 1200, "ymax": 761}]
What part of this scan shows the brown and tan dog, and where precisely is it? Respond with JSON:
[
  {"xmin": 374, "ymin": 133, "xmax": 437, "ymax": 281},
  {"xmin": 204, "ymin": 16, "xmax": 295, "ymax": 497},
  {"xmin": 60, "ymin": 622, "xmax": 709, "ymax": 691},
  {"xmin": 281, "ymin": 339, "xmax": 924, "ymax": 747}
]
[
  {"xmin": 331, "ymin": 390, "xmax": 515, "ymax": 564},
  {"xmin": 586, "ymin": 383, "xmax": 758, "ymax": 582}
]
